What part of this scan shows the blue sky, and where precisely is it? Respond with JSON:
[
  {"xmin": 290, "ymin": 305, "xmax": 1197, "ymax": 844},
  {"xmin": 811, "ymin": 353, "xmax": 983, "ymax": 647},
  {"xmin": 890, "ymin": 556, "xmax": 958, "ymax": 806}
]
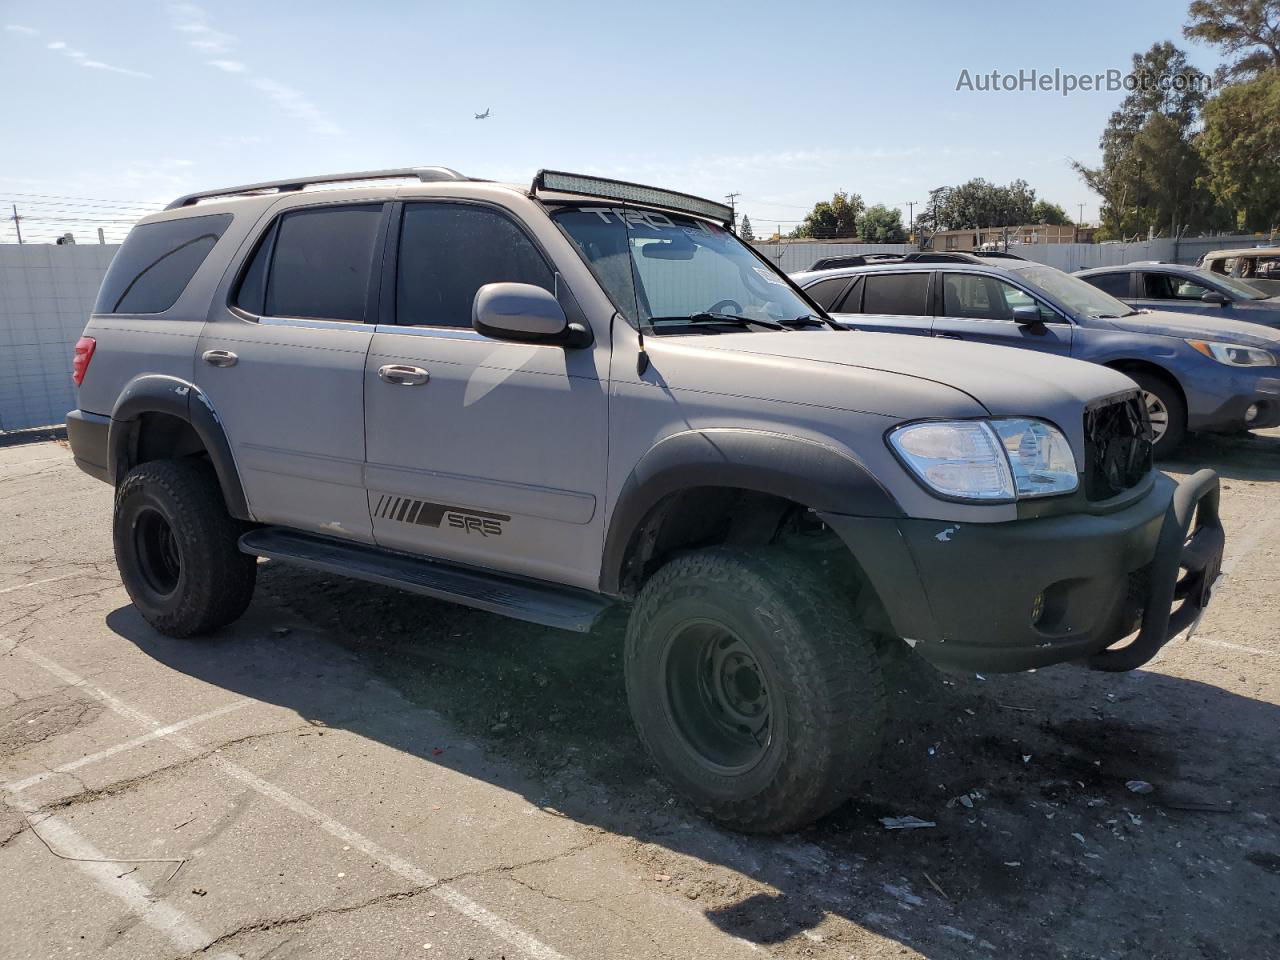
[{"xmin": 1, "ymin": 1, "xmax": 1225, "ymax": 236}]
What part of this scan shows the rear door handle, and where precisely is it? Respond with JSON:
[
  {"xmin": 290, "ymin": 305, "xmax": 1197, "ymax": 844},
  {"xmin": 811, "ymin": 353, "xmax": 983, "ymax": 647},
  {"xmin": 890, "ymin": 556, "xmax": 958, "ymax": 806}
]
[
  {"xmin": 378, "ymin": 364, "xmax": 429, "ymax": 386},
  {"xmin": 933, "ymin": 333, "xmax": 962, "ymax": 340},
  {"xmin": 201, "ymin": 349, "xmax": 238, "ymax": 367}
]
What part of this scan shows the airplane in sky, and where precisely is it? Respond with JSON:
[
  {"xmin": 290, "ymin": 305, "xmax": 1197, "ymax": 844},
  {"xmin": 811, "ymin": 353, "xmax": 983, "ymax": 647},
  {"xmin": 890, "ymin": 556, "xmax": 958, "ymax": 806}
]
[{"xmin": 474, "ymin": 107, "xmax": 490, "ymax": 120}]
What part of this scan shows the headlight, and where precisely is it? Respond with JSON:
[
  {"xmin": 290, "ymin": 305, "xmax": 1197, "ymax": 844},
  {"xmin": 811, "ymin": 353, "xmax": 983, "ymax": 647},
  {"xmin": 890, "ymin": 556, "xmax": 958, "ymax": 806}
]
[
  {"xmin": 1186, "ymin": 340, "xmax": 1276, "ymax": 367},
  {"xmin": 888, "ymin": 418, "xmax": 1078, "ymax": 503}
]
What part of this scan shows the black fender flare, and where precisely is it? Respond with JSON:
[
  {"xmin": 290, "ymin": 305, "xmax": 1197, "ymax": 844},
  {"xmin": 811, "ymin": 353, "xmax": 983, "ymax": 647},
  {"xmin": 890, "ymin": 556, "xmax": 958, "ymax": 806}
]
[
  {"xmin": 598, "ymin": 428, "xmax": 902, "ymax": 595},
  {"xmin": 108, "ymin": 374, "xmax": 251, "ymax": 520}
]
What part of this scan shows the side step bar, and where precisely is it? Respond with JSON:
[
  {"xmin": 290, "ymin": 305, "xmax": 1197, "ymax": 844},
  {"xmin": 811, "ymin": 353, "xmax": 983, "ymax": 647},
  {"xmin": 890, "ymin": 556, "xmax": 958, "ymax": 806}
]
[{"xmin": 239, "ymin": 527, "xmax": 614, "ymax": 633}]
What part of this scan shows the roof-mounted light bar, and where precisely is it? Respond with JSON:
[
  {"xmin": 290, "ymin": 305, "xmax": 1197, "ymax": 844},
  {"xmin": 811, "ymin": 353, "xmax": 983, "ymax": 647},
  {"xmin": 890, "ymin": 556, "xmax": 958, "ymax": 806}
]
[
  {"xmin": 165, "ymin": 166, "xmax": 470, "ymax": 210},
  {"xmin": 532, "ymin": 170, "xmax": 733, "ymax": 225}
]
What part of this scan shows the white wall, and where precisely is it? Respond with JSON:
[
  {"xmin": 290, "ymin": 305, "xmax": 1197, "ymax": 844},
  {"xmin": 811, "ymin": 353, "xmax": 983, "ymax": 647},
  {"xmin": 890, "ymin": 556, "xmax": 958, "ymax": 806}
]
[{"xmin": 0, "ymin": 245, "xmax": 118, "ymax": 432}]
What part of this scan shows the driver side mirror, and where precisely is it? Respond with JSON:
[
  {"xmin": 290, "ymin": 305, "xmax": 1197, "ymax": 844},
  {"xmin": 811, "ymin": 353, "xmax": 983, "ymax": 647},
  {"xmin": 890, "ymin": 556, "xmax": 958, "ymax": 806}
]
[
  {"xmin": 472, "ymin": 282, "xmax": 591, "ymax": 348},
  {"xmin": 1200, "ymin": 290, "xmax": 1230, "ymax": 305},
  {"xmin": 1012, "ymin": 305, "xmax": 1044, "ymax": 325}
]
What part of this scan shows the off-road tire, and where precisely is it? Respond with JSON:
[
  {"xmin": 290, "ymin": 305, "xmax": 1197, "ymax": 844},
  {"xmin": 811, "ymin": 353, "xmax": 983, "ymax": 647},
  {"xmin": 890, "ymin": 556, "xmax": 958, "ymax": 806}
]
[
  {"xmin": 1130, "ymin": 370, "xmax": 1186, "ymax": 460},
  {"xmin": 113, "ymin": 459, "xmax": 256, "ymax": 637},
  {"xmin": 625, "ymin": 547, "xmax": 886, "ymax": 833}
]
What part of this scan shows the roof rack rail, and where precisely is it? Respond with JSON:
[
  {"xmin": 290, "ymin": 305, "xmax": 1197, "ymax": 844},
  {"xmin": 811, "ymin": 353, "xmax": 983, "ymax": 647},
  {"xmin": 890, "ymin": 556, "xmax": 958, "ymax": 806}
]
[{"xmin": 165, "ymin": 166, "xmax": 469, "ymax": 210}]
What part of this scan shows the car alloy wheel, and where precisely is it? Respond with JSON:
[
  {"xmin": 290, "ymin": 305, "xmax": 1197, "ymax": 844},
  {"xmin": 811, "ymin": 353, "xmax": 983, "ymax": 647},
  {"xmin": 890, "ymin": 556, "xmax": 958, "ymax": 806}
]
[{"xmin": 1143, "ymin": 390, "xmax": 1170, "ymax": 443}]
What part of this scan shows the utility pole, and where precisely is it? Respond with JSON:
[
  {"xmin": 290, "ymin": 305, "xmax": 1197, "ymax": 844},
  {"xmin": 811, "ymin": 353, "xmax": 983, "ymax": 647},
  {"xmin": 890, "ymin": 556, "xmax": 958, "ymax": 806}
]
[
  {"xmin": 904, "ymin": 200, "xmax": 916, "ymax": 241},
  {"xmin": 725, "ymin": 192, "xmax": 740, "ymax": 230},
  {"xmin": 98, "ymin": 227, "xmax": 105, "ymax": 245},
  {"xmin": 10, "ymin": 204, "xmax": 22, "ymax": 244}
]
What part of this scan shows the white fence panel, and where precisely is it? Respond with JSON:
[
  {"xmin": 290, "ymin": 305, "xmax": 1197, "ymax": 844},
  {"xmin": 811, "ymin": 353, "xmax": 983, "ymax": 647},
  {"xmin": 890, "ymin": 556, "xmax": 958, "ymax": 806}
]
[
  {"xmin": 752, "ymin": 242, "xmax": 911, "ymax": 274},
  {"xmin": 0, "ymin": 245, "xmax": 117, "ymax": 432}
]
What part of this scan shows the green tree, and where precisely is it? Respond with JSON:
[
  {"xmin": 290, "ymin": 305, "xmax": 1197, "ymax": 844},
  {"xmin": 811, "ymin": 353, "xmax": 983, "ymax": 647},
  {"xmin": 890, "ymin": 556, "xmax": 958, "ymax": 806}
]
[
  {"xmin": 1184, "ymin": 0, "xmax": 1280, "ymax": 81},
  {"xmin": 1199, "ymin": 69, "xmax": 1280, "ymax": 230},
  {"xmin": 1072, "ymin": 42, "xmax": 1221, "ymax": 238},
  {"xmin": 1030, "ymin": 200, "xmax": 1071, "ymax": 225},
  {"xmin": 791, "ymin": 191, "xmax": 864, "ymax": 239},
  {"xmin": 925, "ymin": 178, "xmax": 1038, "ymax": 230},
  {"xmin": 739, "ymin": 215, "xmax": 755, "ymax": 241},
  {"xmin": 858, "ymin": 204, "xmax": 907, "ymax": 242}
]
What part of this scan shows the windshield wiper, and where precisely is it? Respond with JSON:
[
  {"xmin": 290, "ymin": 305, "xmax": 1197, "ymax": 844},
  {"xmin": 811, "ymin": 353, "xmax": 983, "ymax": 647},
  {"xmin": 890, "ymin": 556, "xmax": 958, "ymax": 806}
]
[
  {"xmin": 648, "ymin": 312, "xmax": 788, "ymax": 331},
  {"xmin": 781, "ymin": 313, "xmax": 842, "ymax": 330}
]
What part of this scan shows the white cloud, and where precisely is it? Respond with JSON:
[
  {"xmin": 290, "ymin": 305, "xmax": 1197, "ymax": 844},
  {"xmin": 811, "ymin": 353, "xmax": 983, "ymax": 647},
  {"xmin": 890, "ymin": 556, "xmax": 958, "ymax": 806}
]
[
  {"xmin": 4, "ymin": 24, "xmax": 38, "ymax": 35},
  {"xmin": 250, "ymin": 76, "xmax": 342, "ymax": 136},
  {"xmin": 168, "ymin": 5, "xmax": 341, "ymax": 136},
  {"xmin": 82, "ymin": 60, "xmax": 152, "ymax": 78},
  {"xmin": 26, "ymin": 34, "xmax": 150, "ymax": 78}
]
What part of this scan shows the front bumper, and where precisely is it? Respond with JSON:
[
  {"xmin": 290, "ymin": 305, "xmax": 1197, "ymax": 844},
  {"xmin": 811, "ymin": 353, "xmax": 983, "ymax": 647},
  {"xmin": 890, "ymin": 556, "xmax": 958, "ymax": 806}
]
[
  {"xmin": 821, "ymin": 469, "xmax": 1224, "ymax": 673},
  {"xmin": 1186, "ymin": 371, "xmax": 1280, "ymax": 433}
]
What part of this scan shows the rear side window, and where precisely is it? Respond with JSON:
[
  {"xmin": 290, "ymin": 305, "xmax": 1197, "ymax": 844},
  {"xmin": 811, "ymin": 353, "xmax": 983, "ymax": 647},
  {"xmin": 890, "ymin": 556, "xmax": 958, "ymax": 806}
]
[
  {"xmin": 1084, "ymin": 272, "xmax": 1131, "ymax": 297},
  {"xmin": 396, "ymin": 203, "xmax": 554, "ymax": 327},
  {"xmin": 253, "ymin": 204, "xmax": 384, "ymax": 323},
  {"xmin": 862, "ymin": 272, "xmax": 929, "ymax": 316},
  {"xmin": 94, "ymin": 213, "xmax": 232, "ymax": 314},
  {"xmin": 804, "ymin": 277, "xmax": 851, "ymax": 311}
]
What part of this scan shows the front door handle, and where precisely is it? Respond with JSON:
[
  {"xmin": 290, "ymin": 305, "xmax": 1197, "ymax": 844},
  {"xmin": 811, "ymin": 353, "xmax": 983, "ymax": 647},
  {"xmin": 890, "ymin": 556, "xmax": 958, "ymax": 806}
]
[
  {"xmin": 378, "ymin": 364, "xmax": 429, "ymax": 386},
  {"xmin": 202, "ymin": 349, "xmax": 238, "ymax": 367}
]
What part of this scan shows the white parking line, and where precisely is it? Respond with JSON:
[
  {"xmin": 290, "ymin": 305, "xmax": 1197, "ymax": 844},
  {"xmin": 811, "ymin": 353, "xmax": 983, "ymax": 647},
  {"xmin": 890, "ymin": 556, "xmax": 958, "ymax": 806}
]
[
  {"xmin": 1, "ymin": 798, "xmax": 240, "ymax": 960},
  {"xmin": 0, "ymin": 572, "xmax": 85, "ymax": 596},
  {"xmin": 4, "ymin": 698, "xmax": 252, "ymax": 794},
  {"xmin": 12, "ymin": 644, "xmax": 572, "ymax": 960},
  {"xmin": 1192, "ymin": 636, "xmax": 1278, "ymax": 658}
]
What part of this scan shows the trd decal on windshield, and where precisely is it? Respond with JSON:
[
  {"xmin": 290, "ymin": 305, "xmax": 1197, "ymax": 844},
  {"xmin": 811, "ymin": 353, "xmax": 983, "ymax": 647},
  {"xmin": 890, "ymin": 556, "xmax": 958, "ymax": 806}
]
[
  {"xmin": 579, "ymin": 206, "xmax": 715, "ymax": 234},
  {"xmin": 374, "ymin": 495, "xmax": 509, "ymax": 537}
]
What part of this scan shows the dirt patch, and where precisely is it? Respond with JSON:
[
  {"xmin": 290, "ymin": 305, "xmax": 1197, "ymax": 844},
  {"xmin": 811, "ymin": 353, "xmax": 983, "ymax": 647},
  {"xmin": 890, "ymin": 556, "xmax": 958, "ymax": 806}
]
[{"xmin": 0, "ymin": 692, "xmax": 100, "ymax": 758}]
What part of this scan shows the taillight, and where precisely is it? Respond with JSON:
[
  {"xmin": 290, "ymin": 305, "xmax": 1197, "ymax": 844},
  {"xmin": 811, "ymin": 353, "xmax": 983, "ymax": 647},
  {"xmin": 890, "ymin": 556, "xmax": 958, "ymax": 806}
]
[{"xmin": 72, "ymin": 336, "xmax": 96, "ymax": 387}]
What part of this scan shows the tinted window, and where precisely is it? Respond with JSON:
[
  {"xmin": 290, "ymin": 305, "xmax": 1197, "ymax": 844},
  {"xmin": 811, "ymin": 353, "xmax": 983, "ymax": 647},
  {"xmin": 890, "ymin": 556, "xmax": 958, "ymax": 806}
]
[
  {"xmin": 94, "ymin": 213, "xmax": 232, "ymax": 314},
  {"xmin": 1082, "ymin": 272, "xmax": 1130, "ymax": 297},
  {"xmin": 804, "ymin": 277, "xmax": 851, "ymax": 311},
  {"xmin": 397, "ymin": 203, "xmax": 553, "ymax": 327},
  {"xmin": 261, "ymin": 204, "xmax": 383, "ymax": 322},
  {"xmin": 862, "ymin": 273, "xmax": 929, "ymax": 316}
]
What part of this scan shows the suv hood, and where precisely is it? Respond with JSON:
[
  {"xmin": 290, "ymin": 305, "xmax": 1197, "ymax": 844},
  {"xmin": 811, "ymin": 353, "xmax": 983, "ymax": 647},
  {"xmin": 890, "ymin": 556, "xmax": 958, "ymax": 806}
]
[
  {"xmin": 689, "ymin": 330, "xmax": 1136, "ymax": 417},
  {"xmin": 1103, "ymin": 309, "xmax": 1280, "ymax": 347}
]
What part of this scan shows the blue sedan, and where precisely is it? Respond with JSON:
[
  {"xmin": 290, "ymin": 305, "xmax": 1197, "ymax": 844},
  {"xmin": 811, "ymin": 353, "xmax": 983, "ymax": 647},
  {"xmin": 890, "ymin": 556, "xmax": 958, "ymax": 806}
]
[
  {"xmin": 1076, "ymin": 263, "xmax": 1280, "ymax": 329},
  {"xmin": 792, "ymin": 258, "xmax": 1280, "ymax": 458}
]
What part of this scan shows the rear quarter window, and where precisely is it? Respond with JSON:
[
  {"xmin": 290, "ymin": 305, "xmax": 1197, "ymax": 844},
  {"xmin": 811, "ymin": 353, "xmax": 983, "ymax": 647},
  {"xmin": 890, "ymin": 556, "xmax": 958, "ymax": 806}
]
[
  {"xmin": 1083, "ymin": 272, "xmax": 1131, "ymax": 297},
  {"xmin": 94, "ymin": 213, "xmax": 232, "ymax": 315}
]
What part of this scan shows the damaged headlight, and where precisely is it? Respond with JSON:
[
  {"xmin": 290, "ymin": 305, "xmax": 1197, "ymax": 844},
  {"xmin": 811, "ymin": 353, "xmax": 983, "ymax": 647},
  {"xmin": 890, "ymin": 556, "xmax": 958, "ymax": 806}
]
[{"xmin": 888, "ymin": 418, "xmax": 1077, "ymax": 503}]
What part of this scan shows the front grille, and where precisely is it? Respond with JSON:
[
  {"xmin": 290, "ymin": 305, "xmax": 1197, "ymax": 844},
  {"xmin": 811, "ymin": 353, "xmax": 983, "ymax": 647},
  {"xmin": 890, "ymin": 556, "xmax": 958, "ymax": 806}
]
[{"xmin": 1082, "ymin": 392, "xmax": 1153, "ymax": 500}]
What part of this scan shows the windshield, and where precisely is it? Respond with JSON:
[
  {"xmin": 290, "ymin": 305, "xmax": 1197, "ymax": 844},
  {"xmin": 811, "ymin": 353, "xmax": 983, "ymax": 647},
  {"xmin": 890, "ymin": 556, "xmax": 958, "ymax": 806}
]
[
  {"xmin": 1192, "ymin": 267, "xmax": 1269, "ymax": 300},
  {"xmin": 1010, "ymin": 264, "xmax": 1135, "ymax": 319},
  {"xmin": 553, "ymin": 206, "xmax": 815, "ymax": 330}
]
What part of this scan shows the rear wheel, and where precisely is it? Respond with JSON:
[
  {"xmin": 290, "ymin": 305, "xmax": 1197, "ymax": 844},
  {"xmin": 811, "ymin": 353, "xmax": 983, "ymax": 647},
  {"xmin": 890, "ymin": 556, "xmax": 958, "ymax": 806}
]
[
  {"xmin": 1129, "ymin": 370, "xmax": 1186, "ymax": 460},
  {"xmin": 625, "ymin": 547, "xmax": 885, "ymax": 833},
  {"xmin": 114, "ymin": 459, "xmax": 256, "ymax": 637}
]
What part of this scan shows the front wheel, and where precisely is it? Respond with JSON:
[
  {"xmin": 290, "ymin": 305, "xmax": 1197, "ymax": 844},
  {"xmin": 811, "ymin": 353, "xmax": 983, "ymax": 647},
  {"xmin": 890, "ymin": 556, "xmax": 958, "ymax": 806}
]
[
  {"xmin": 114, "ymin": 459, "xmax": 257, "ymax": 637},
  {"xmin": 624, "ymin": 547, "xmax": 886, "ymax": 833},
  {"xmin": 1130, "ymin": 370, "xmax": 1186, "ymax": 460}
]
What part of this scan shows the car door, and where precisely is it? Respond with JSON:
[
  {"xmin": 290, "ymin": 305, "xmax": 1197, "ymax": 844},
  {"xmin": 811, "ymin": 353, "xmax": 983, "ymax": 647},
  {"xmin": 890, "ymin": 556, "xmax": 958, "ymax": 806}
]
[
  {"xmin": 931, "ymin": 270, "xmax": 1072, "ymax": 356},
  {"xmin": 1129, "ymin": 271, "xmax": 1217, "ymax": 317},
  {"xmin": 196, "ymin": 200, "xmax": 388, "ymax": 541},
  {"xmin": 363, "ymin": 200, "xmax": 608, "ymax": 589},
  {"xmin": 832, "ymin": 271, "xmax": 934, "ymax": 336}
]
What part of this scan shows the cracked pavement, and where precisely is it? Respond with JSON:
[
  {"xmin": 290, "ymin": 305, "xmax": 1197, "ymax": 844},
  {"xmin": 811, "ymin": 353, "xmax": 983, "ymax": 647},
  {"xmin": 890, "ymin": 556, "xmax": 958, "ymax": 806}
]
[{"xmin": 2, "ymin": 434, "xmax": 1280, "ymax": 959}]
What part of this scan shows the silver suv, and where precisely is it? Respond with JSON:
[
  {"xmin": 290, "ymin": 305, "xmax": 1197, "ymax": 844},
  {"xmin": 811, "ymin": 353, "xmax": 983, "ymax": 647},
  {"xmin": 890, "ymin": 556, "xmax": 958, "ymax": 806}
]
[{"xmin": 67, "ymin": 167, "xmax": 1225, "ymax": 832}]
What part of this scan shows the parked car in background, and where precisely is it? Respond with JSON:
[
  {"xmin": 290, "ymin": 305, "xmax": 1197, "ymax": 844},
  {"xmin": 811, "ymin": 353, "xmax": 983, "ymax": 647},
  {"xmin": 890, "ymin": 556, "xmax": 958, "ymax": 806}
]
[
  {"xmin": 791, "ymin": 259, "xmax": 1280, "ymax": 458},
  {"xmin": 1198, "ymin": 247, "xmax": 1280, "ymax": 296},
  {"xmin": 1076, "ymin": 263, "xmax": 1280, "ymax": 329}
]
